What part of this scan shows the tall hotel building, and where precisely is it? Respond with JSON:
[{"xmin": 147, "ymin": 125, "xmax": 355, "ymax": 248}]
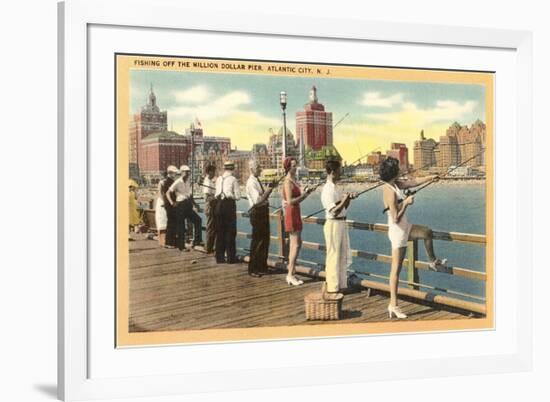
[
  {"xmin": 129, "ymin": 85, "xmax": 168, "ymax": 179},
  {"xmin": 438, "ymin": 120, "xmax": 485, "ymax": 168},
  {"xmin": 295, "ymin": 86, "xmax": 333, "ymax": 151},
  {"xmin": 295, "ymin": 86, "xmax": 342, "ymax": 170},
  {"xmin": 413, "ymin": 120, "xmax": 485, "ymax": 172},
  {"xmin": 413, "ymin": 130, "xmax": 438, "ymax": 170}
]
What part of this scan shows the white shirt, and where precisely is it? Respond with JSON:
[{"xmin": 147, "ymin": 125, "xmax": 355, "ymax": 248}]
[
  {"xmin": 168, "ymin": 177, "xmax": 192, "ymax": 202},
  {"xmin": 203, "ymin": 176, "xmax": 216, "ymax": 196},
  {"xmin": 321, "ymin": 179, "xmax": 347, "ymax": 219},
  {"xmin": 246, "ymin": 175, "xmax": 266, "ymax": 207},
  {"xmin": 215, "ymin": 171, "xmax": 240, "ymax": 200}
]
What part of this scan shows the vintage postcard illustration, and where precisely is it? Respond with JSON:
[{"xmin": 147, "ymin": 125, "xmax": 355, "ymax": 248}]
[{"xmin": 116, "ymin": 54, "xmax": 493, "ymax": 346}]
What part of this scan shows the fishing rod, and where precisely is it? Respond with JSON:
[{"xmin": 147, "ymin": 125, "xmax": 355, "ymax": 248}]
[
  {"xmin": 300, "ymin": 144, "xmax": 396, "ymax": 219},
  {"xmin": 195, "ymin": 181, "xmax": 251, "ymax": 203},
  {"xmin": 247, "ymin": 146, "xmax": 321, "ymax": 214},
  {"xmin": 195, "ymin": 177, "xmax": 282, "ymax": 211},
  {"xmin": 382, "ymin": 150, "xmax": 485, "ymax": 214},
  {"xmin": 408, "ymin": 150, "xmax": 484, "ymax": 194},
  {"xmin": 192, "ymin": 169, "xmax": 281, "ymax": 215},
  {"xmin": 302, "ymin": 181, "xmax": 383, "ymax": 220},
  {"xmin": 248, "ymin": 172, "xmax": 319, "ymax": 214},
  {"xmin": 246, "ymin": 180, "xmax": 280, "ymax": 214},
  {"xmin": 267, "ymin": 153, "xmax": 323, "ymax": 215},
  {"xmin": 302, "ymin": 157, "xmax": 441, "ymax": 220},
  {"xmin": 262, "ymin": 144, "xmax": 384, "ymax": 217},
  {"xmin": 196, "ymin": 181, "xmax": 215, "ymax": 191},
  {"xmin": 347, "ymin": 146, "xmax": 381, "ymax": 168}
]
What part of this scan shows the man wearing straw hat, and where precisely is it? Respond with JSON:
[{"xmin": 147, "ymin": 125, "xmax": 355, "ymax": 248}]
[
  {"xmin": 166, "ymin": 165, "xmax": 203, "ymax": 251},
  {"xmin": 321, "ymin": 159, "xmax": 357, "ymax": 293},
  {"xmin": 245, "ymin": 159, "xmax": 274, "ymax": 277},
  {"xmin": 214, "ymin": 160, "xmax": 240, "ymax": 264}
]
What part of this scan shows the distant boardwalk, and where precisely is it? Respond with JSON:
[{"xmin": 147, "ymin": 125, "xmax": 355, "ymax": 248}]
[{"xmin": 128, "ymin": 236, "xmax": 474, "ymax": 332}]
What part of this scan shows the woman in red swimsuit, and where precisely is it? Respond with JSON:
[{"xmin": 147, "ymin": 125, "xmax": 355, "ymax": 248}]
[{"xmin": 282, "ymin": 157, "xmax": 314, "ymax": 286}]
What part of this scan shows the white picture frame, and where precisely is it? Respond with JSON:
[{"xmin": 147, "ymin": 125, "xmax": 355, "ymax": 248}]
[{"xmin": 58, "ymin": 0, "xmax": 533, "ymax": 400}]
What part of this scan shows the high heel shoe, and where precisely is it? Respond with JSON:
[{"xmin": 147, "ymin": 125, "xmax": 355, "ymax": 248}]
[
  {"xmin": 286, "ymin": 275, "xmax": 303, "ymax": 286},
  {"xmin": 428, "ymin": 258, "xmax": 448, "ymax": 271},
  {"xmin": 388, "ymin": 304, "xmax": 407, "ymax": 319}
]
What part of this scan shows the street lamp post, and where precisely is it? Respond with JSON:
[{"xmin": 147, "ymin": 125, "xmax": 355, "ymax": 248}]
[
  {"xmin": 279, "ymin": 91, "xmax": 287, "ymax": 172},
  {"xmin": 190, "ymin": 122, "xmax": 195, "ymax": 196}
]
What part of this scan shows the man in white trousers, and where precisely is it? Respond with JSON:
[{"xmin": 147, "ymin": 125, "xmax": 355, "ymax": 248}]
[{"xmin": 321, "ymin": 160, "xmax": 357, "ymax": 293}]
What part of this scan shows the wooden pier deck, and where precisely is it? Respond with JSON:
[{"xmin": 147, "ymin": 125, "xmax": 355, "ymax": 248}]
[{"xmin": 128, "ymin": 236, "xmax": 476, "ymax": 332}]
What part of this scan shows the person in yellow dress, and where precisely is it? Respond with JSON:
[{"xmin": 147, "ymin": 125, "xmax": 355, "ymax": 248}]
[{"xmin": 128, "ymin": 179, "xmax": 141, "ymax": 232}]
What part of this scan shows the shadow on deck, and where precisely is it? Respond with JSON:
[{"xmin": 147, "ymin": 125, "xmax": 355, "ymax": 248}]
[{"xmin": 128, "ymin": 236, "xmax": 476, "ymax": 333}]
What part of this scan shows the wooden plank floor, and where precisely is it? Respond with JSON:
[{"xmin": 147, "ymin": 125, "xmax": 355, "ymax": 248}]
[{"xmin": 128, "ymin": 236, "xmax": 476, "ymax": 332}]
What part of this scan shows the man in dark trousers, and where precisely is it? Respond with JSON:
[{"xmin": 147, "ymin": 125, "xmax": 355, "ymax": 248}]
[
  {"xmin": 160, "ymin": 165, "xmax": 179, "ymax": 248},
  {"xmin": 166, "ymin": 165, "xmax": 203, "ymax": 251},
  {"xmin": 214, "ymin": 161, "xmax": 240, "ymax": 263},
  {"xmin": 245, "ymin": 160, "xmax": 274, "ymax": 276},
  {"xmin": 202, "ymin": 164, "xmax": 217, "ymax": 254}
]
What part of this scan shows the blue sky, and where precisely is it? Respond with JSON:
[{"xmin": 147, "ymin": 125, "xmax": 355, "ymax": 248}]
[{"xmin": 130, "ymin": 69, "xmax": 486, "ymax": 162}]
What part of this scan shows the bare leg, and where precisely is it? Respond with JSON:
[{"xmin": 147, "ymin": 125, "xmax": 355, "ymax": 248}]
[
  {"xmin": 287, "ymin": 231, "xmax": 302, "ymax": 276},
  {"xmin": 158, "ymin": 230, "xmax": 166, "ymax": 247},
  {"xmin": 410, "ymin": 225, "xmax": 437, "ymax": 262},
  {"xmin": 389, "ymin": 247, "xmax": 407, "ymax": 307}
]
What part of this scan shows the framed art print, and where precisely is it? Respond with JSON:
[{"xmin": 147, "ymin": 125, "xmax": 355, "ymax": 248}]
[
  {"xmin": 115, "ymin": 53, "xmax": 493, "ymax": 346},
  {"xmin": 58, "ymin": 0, "xmax": 533, "ymax": 400}
]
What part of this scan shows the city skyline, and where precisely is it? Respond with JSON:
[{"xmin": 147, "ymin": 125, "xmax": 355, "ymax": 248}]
[{"xmin": 130, "ymin": 69, "xmax": 486, "ymax": 163}]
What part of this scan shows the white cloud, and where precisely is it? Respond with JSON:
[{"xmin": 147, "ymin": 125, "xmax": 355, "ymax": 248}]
[
  {"xmin": 173, "ymin": 85, "xmax": 211, "ymax": 104},
  {"xmin": 360, "ymin": 92, "xmax": 404, "ymax": 108},
  {"xmin": 171, "ymin": 90, "xmax": 252, "ymax": 121},
  {"xmin": 168, "ymin": 89, "xmax": 282, "ymax": 147},
  {"xmin": 367, "ymin": 99, "xmax": 478, "ymax": 125}
]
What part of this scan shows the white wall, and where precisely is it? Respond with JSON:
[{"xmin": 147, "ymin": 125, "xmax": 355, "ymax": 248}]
[{"xmin": 0, "ymin": 0, "xmax": 546, "ymax": 401}]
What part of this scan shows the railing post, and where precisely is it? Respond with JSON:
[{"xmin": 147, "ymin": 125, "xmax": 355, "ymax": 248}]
[
  {"xmin": 276, "ymin": 209, "xmax": 286, "ymax": 260},
  {"xmin": 407, "ymin": 239, "xmax": 419, "ymax": 290}
]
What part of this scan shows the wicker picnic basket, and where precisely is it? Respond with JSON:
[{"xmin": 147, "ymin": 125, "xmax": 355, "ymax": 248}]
[{"xmin": 304, "ymin": 283, "xmax": 344, "ymax": 320}]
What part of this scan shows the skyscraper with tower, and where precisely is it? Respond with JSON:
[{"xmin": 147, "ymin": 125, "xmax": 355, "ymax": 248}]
[
  {"xmin": 296, "ymin": 86, "xmax": 341, "ymax": 171},
  {"xmin": 129, "ymin": 84, "xmax": 168, "ymax": 179},
  {"xmin": 295, "ymin": 86, "xmax": 333, "ymax": 151}
]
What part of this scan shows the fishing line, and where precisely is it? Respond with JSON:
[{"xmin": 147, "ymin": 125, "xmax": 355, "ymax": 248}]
[
  {"xmin": 382, "ymin": 149, "xmax": 485, "ymax": 214},
  {"xmin": 302, "ymin": 157, "xmax": 439, "ymax": 220}
]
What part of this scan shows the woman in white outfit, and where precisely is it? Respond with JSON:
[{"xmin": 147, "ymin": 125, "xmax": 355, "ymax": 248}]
[
  {"xmin": 154, "ymin": 173, "xmax": 169, "ymax": 246},
  {"xmin": 381, "ymin": 157, "xmax": 447, "ymax": 319}
]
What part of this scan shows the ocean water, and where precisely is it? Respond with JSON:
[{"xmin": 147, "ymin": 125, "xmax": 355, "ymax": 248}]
[{"xmin": 206, "ymin": 182, "xmax": 486, "ymax": 302}]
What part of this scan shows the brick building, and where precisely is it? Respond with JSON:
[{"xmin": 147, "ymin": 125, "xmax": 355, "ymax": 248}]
[
  {"xmin": 128, "ymin": 85, "xmax": 168, "ymax": 180},
  {"xmin": 129, "ymin": 86, "xmax": 232, "ymax": 183},
  {"xmin": 138, "ymin": 131, "xmax": 190, "ymax": 182},
  {"xmin": 366, "ymin": 151, "xmax": 386, "ymax": 166},
  {"xmin": 439, "ymin": 121, "xmax": 484, "ymax": 168},
  {"xmin": 412, "ymin": 121, "xmax": 486, "ymax": 172},
  {"xmin": 387, "ymin": 143, "xmax": 410, "ymax": 171},
  {"xmin": 295, "ymin": 86, "xmax": 333, "ymax": 151}
]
